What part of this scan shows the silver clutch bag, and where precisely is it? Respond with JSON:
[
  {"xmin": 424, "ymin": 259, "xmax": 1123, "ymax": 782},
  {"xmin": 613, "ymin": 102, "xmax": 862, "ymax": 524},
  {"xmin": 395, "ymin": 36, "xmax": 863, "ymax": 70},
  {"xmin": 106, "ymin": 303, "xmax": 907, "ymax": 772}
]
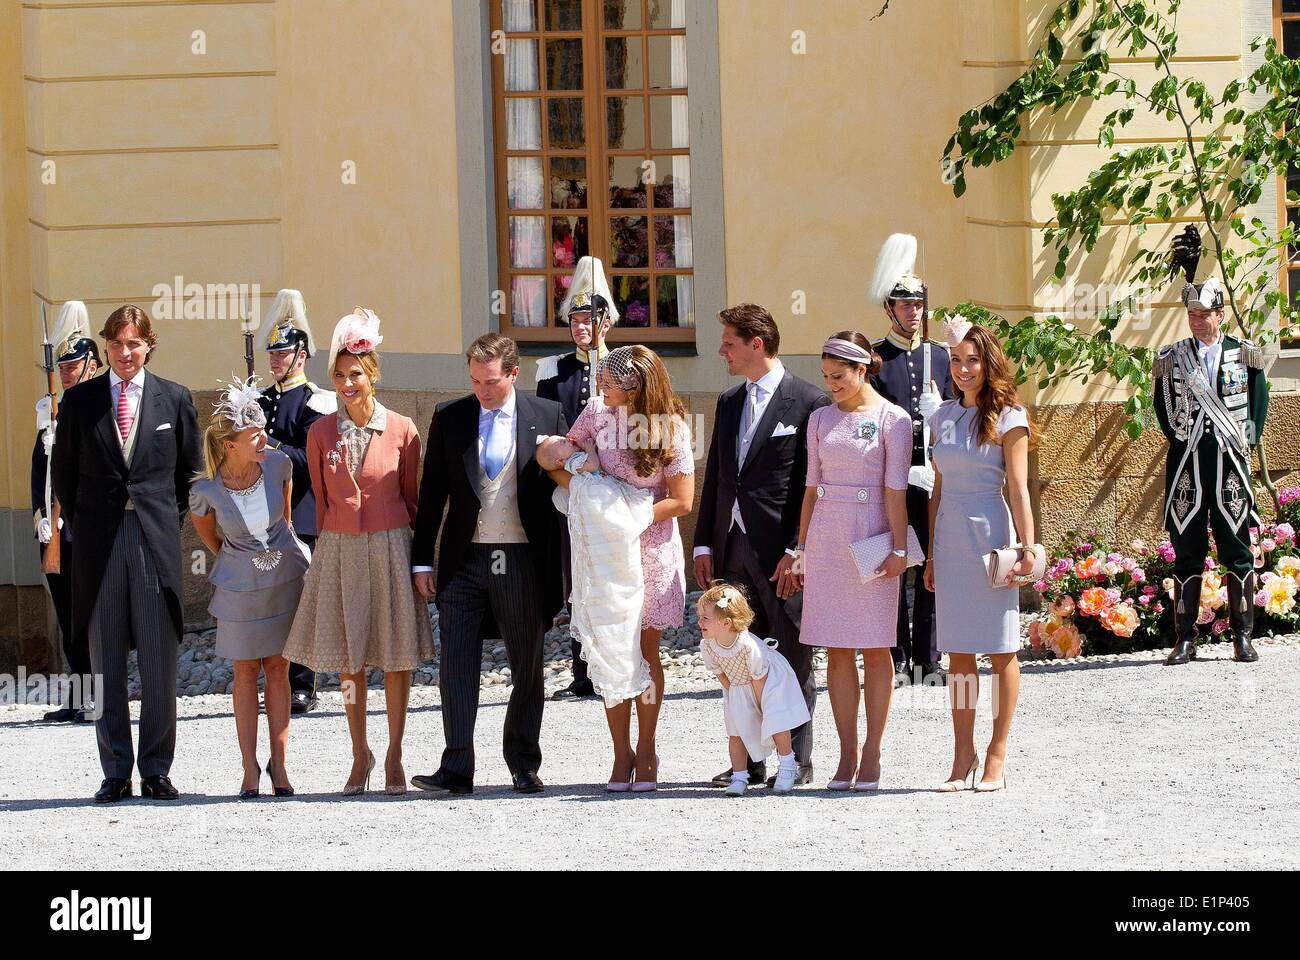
[
  {"xmin": 984, "ymin": 543, "xmax": 1047, "ymax": 588},
  {"xmin": 849, "ymin": 527, "xmax": 925, "ymax": 584}
]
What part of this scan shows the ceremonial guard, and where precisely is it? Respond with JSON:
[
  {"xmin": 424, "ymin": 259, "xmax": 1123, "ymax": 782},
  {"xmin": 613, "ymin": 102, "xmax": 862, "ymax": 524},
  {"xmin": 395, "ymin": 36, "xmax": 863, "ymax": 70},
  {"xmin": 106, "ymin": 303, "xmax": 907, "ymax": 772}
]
[
  {"xmin": 32, "ymin": 301, "xmax": 100, "ymax": 722},
  {"xmin": 868, "ymin": 234, "xmax": 952, "ymax": 684},
  {"xmin": 255, "ymin": 289, "xmax": 336, "ymax": 712},
  {"xmin": 536, "ymin": 256, "xmax": 614, "ymax": 701},
  {"xmin": 1154, "ymin": 230, "xmax": 1269, "ymax": 666}
]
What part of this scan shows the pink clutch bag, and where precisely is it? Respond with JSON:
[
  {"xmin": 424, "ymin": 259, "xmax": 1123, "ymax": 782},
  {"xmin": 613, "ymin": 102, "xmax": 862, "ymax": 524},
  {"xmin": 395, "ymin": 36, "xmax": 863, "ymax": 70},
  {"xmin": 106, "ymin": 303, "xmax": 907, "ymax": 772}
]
[
  {"xmin": 849, "ymin": 527, "xmax": 925, "ymax": 584},
  {"xmin": 984, "ymin": 543, "xmax": 1046, "ymax": 588}
]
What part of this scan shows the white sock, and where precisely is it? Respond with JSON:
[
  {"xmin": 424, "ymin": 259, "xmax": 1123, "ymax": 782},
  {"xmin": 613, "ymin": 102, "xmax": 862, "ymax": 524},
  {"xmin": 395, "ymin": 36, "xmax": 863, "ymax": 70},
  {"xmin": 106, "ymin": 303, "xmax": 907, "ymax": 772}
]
[
  {"xmin": 731, "ymin": 770, "xmax": 750, "ymax": 782},
  {"xmin": 777, "ymin": 752, "xmax": 796, "ymax": 767}
]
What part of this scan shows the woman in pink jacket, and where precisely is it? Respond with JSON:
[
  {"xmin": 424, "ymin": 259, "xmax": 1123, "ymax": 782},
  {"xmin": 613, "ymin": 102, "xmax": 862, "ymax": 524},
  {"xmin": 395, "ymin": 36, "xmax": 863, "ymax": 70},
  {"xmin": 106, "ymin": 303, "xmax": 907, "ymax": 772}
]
[{"xmin": 282, "ymin": 309, "xmax": 435, "ymax": 796}]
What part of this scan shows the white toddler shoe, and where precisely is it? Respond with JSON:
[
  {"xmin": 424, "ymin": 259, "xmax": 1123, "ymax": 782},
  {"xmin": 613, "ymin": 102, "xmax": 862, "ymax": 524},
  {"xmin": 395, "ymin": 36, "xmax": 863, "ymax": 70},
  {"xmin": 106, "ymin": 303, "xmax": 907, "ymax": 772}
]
[
  {"xmin": 724, "ymin": 772, "xmax": 748, "ymax": 797},
  {"xmin": 773, "ymin": 754, "xmax": 799, "ymax": 794}
]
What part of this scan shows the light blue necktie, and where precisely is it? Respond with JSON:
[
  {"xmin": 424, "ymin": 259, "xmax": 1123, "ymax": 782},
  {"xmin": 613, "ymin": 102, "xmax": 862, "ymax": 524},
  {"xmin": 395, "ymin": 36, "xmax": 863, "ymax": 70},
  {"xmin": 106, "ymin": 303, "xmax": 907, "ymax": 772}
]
[{"xmin": 483, "ymin": 409, "xmax": 510, "ymax": 481}]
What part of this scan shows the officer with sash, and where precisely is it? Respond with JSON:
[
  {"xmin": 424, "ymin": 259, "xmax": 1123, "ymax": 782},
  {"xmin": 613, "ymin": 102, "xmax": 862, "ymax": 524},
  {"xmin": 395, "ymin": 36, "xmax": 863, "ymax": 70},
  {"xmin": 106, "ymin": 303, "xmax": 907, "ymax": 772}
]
[
  {"xmin": 33, "ymin": 302, "xmax": 101, "ymax": 722},
  {"xmin": 868, "ymin": 234, "xmax": 952, "ymax": 685},
  {"xmin": 1153, "ymin": 268, "xmax": 1268, "ymax": 666},
  {"xmin": 536, "ymin": 256, "xmax": 615, "ymax": 701},
  {"xmin": 255, "ymin": 289, "xmax": 337, "ymax": 711}
]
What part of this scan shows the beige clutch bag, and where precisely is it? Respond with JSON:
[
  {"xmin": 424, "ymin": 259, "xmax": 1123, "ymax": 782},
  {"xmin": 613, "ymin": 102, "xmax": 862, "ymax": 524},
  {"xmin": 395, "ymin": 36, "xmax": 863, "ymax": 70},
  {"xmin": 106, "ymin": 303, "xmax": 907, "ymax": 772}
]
[{"xmin": 984, "ymin": 543, "xmax": 1046, "ymax": 588}]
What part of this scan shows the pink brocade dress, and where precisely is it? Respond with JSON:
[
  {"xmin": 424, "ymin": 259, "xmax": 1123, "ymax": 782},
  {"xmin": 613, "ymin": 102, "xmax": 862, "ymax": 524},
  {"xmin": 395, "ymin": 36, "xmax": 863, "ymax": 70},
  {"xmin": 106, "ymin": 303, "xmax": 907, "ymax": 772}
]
[
  {"xmin": 799, "ymin": 402, "xmax": 912, "ymax": 649},
  {"xmin": 568, "ymin": 398, "xmax": 695, "ymax": 630}
]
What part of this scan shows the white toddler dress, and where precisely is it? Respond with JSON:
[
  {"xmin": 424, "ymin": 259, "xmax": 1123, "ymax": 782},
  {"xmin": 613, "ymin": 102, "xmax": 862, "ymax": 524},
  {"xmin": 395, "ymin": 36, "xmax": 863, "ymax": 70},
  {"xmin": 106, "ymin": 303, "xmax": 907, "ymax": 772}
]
[{"xmin": 701, "ymin": 631, "xmax": 811, "ymax": 762}]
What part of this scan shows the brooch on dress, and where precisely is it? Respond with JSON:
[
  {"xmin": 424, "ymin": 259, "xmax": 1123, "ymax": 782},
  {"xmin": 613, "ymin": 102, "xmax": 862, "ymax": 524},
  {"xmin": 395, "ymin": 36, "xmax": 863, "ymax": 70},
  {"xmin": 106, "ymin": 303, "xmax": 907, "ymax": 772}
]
[
  {"xmin": 252, "ymin": 548, "xmax": 284, "ymax": 573},
  {"xmin": 857, "ymin": 421, "xmax": 878, "ymax": 441}
]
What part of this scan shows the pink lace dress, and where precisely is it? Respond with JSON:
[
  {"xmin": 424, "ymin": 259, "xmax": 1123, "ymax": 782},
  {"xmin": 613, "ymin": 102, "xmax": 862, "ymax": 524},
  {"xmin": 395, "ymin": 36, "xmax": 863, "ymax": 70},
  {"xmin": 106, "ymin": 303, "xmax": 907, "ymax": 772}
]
[{"xmin": 568, "ymin": 398, "xmax": 695, "ymax": 630}]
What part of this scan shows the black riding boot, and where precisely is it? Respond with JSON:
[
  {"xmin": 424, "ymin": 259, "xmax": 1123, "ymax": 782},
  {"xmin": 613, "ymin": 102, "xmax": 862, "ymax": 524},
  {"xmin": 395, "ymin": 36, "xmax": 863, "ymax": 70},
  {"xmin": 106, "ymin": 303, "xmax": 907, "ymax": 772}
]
[
  {"xmin": 1226, "ymin": 571, "xmax": 1259, "ymax": 663},
  {"xmin": 1164, "ymin": 575, "xmax": 1201, "ymax": 666}
]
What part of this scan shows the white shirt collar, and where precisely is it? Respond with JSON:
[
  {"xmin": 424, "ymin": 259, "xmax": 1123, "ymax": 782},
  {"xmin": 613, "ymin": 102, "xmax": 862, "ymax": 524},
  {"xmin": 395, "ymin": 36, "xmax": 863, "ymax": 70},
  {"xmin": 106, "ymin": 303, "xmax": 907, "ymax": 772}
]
[
  {"xmin": 481, "ymin": 389, "xmax": 517, "ymax": 421},
  {"xmin": 1196, "ymin": 333, "xmax": 1222, "ymax": 354},
  {"xmin": 338, "ymin": 399, "xmax": 387, "ymax": 433},
  {"xmin": 747, "ymin": 361, "xmax": 785, "ymax": 396},
  {"xmin": 109, "ymin": 368, "xmax": 146, "ymax": 392}
]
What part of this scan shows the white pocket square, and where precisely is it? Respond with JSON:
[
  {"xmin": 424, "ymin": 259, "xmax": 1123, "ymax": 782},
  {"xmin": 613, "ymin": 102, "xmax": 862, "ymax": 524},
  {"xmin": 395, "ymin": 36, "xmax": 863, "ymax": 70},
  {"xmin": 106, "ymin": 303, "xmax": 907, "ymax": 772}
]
[
  {"xmin": 155, "ymin": 422, "xmax": 172, "ymax": 431},
  {"xmin": 771, "ymin": 422, "xmax": 797, "ymax": 438}
]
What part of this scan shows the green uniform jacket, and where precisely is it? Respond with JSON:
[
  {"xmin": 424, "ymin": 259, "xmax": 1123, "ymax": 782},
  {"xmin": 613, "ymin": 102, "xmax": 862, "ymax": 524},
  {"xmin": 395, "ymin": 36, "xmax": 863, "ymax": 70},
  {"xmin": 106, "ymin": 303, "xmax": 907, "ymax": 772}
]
[{"xmin": 1152, "ymin": 334, "xmax": 1268, "ymax": 536}]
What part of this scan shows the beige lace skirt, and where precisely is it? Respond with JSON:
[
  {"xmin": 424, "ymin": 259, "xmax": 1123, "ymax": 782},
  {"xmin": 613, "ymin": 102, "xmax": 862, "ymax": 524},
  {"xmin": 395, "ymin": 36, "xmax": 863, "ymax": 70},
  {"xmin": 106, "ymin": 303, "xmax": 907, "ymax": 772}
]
[{"xmin": 282, "ymin": 527, "xmax": 436, "ymax": 674}]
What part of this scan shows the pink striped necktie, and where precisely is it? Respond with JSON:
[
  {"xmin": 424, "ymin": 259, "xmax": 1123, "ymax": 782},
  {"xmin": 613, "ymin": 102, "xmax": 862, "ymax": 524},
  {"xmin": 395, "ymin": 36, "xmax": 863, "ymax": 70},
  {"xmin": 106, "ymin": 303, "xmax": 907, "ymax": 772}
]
[{"xmin": 116, "ymin": 381, "xmax": 135, "ymax": 444}]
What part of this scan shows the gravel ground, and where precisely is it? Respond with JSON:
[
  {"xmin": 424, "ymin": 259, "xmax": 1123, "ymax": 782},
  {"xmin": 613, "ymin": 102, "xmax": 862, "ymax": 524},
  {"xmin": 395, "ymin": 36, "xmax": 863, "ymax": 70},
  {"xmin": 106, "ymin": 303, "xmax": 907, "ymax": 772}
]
[{"xmin": 2, "ymin": 636, "xmax": 1298, "ymax": 871}]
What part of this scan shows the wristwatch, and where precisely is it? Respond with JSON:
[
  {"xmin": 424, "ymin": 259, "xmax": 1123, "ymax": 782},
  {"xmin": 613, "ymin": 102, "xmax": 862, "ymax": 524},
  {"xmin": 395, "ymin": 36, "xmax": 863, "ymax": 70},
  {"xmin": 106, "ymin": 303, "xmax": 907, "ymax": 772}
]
[{"xmin": 892, "ymin": 548, "xmax": 908, "ymax": 558}]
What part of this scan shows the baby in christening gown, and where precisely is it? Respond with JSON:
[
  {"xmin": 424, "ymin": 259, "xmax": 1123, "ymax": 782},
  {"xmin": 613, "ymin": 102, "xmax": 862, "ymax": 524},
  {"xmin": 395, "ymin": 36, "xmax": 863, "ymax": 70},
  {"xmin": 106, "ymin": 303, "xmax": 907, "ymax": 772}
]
[{"xmin": 538, "ymin": 435, "xmax": 654, "ymax": 707}]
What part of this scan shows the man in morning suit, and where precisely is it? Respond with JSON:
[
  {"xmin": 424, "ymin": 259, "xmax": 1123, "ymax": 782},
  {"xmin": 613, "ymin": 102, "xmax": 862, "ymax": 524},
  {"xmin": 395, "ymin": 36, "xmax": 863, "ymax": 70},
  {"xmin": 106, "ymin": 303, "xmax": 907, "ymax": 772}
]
[
  {"xmin": 410, "ymin": 333, "xmax": 566, "ymax": 795},
  {"xmin": 51, "ymin": 304, "xmax": 203, "ymax": 803},
  {"xmin": 693, "ymin": 303, "xmax": 830, "ymax": 789}
]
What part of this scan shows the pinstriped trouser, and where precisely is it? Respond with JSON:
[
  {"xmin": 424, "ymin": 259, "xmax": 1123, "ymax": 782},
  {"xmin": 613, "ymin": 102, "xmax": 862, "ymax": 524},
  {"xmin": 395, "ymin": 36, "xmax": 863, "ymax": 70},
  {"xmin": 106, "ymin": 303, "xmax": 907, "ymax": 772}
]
[
  {"xmin": 88, "ymin": 512, "xmax": 178, "ymax": 780},
  {"xmin": 436, "ymin": 543, "xmax": 545, "ymax": 780}
]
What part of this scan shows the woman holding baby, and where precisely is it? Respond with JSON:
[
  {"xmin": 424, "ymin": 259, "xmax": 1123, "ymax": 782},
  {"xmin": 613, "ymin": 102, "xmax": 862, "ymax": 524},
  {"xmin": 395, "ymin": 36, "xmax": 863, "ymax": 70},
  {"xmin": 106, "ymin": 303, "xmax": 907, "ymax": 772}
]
[{"xmin": 543, "ymin": 344, "xmax": 695, "ymax": 792}]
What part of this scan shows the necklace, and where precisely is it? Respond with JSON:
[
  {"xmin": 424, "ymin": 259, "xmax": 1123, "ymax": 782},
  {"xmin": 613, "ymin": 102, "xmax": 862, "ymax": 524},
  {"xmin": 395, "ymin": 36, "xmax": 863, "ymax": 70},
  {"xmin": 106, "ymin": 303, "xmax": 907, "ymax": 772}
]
[{"xmin": 221, "ymin": 463, "xmax": 262, "ymax": 492}]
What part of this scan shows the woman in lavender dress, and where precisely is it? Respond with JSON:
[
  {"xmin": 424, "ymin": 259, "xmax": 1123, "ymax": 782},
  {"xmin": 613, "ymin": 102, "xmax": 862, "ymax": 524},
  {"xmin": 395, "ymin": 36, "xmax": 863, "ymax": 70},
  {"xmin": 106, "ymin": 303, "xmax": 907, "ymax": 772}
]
[
  {"xmin": 793, "ymin": 332, "xmax": 912, "ymax": 792},
  {"xmin": 924, "ymin": 320, "xmax": 1036, "ymax": 793}
]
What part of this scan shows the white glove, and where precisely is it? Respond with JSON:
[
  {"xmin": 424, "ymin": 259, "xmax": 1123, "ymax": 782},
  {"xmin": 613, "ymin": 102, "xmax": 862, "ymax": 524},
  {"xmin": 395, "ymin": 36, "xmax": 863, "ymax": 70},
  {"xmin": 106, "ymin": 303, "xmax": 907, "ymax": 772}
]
[
  {"xmin": 36, "ymin": 517, "xmax": 53, "ymax": 544},
  {"xmin": 42, "ymin": 427, "xmax": 55, "ymax": 455},
  {"xmin": 917, "ymin": 390, "xmax": 942, "ymax": 419},
  {"xmin": 907, "ymin": 465, "xmax": 935, "ymax": 494}
]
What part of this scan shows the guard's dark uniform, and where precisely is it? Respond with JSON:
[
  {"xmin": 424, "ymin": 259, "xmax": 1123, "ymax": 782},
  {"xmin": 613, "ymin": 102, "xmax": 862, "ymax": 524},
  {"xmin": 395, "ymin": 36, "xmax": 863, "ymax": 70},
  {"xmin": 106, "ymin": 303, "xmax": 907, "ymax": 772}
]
[
  {"xmin": 259, "ymin": 375, "xmax": 334, "ymax": 696},
  {"xmin": 536, "ymin": 345, "xmax": 605, "ymax": 691},
  {"xmin": 872, "ymin": 331, "xmax": 952, "ymax": 674},
  {"xmin": 1153, "ymin": 330, "xmax": 1268, "ymax": 663}
]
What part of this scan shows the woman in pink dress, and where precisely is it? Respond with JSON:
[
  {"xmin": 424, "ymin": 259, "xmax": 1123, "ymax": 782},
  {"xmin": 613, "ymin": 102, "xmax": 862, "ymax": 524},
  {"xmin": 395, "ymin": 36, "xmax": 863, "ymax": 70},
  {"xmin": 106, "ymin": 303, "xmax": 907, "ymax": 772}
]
[
  {"xmin": 549, "ymin": 345, "xmax": 695, "ymax": 791},
  {"xmin": 793, "ymin": 331, "xmax": 912, "ymax": 791}
]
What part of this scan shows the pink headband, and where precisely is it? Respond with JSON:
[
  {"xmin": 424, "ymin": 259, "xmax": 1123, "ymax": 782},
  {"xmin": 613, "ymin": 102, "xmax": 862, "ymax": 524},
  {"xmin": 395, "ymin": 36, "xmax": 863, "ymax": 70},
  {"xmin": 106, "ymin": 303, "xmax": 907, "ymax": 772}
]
[
  {"xmin": 822, "ymin": 337, "xmax": 874, "ymax": 365},
  {"xmin": 942, "ymin": 316, "xmax": 973, "ymax": 349}
]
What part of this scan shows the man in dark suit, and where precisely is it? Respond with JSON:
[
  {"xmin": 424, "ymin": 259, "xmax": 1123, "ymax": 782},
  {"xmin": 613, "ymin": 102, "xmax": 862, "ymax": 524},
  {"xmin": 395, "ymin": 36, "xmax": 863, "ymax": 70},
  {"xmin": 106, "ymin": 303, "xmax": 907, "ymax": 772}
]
[
  {"xmin": 410, "ymin": 333, "xmax": 566, "ymax": 795},
  {"xmin": 694, "ymin": 304, "xmax": 830, "ymax": 788},
  {"xmin": 51, "ymin": 304, "xmax": 202, "ymax": 803},
  {"xmin": 32, "ymin": 307, "xmax": 100, "ymax": 723}
]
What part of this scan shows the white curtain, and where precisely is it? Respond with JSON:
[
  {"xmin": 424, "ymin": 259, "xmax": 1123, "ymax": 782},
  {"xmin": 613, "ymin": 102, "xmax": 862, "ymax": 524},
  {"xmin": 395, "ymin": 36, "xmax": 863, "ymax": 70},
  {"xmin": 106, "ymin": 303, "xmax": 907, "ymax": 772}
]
[
  {"xmin": 505, "ymin": 32, "xmax": 540, "ymax": 150},
  {"xmin": 670, "ymin": 0, "xmax": 692, "ymax": 325},
  {"xmin": 503, "ymin": 0, "xmax": 534, "ymax": 31}
]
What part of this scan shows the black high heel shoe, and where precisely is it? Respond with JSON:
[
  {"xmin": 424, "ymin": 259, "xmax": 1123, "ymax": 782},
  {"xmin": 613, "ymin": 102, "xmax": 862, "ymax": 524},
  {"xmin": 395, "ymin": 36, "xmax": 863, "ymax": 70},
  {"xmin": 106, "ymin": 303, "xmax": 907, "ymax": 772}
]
[
  {"xmin": 265, "ymin": 759, "xmax": 295, "ymax": 798},
  {"xmin": 239, "ymin": 763, "xmax": 261, "ymax": 800}
]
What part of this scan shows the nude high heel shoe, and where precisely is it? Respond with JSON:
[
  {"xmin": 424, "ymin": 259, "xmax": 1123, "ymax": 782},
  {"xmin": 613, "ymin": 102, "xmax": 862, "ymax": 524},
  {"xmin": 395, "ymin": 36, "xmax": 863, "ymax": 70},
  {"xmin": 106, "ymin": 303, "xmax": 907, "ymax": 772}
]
[
  {"xmin": 974, "ymin": 764, "xmax": 1008, "ymax": 792},
  {"xmin": 343, "ymin": 750, "xmax": 375, "ymax": 796},
  {"xmin": 939, "ymin": 757, "xmax": 979, "ymax": 793}
]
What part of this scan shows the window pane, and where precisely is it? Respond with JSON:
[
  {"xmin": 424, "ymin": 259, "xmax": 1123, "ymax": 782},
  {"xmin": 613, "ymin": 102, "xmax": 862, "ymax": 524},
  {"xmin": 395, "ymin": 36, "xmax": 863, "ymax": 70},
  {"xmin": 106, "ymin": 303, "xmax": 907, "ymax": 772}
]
[
  {"xmin": 502, "ymin": 0, "xmax": 537, "ymax": 32},
  {"xmin": 656, "ymin": 275, "xmax": 694, "ymax": 328},
  {"xmin": 612, "ymin": 275, "xmax": 651, "ymax": 327},
  {"xmin": 544, "ymin": 0, "xmax": 582, "ymax": 30},
  {"xmin": 552, "ymin": 215, "xmax": 589, "ymax": 268},
  {"xmin": 607, "ymin": 96, "xmax": 646, "ymax": 149},
  {"xmin": 611, "ymin": 216, "xmax": 649, "ymax": 267},
  {"xmin": 508, "ymin": 157, "xmax": 544, "ymax": 209},
  {"xmin": 648, "ymin": 35, "xmax": 687, "ymax": 89},
  {"xmin": 509, "ymin": 216, "xmax": 546, "ymax": 268},
  {"xmin": 1289, "ymin": 268, "xmax": 1300, "ymax": 307},
  {"xmin": 652, "ymin": 154, "xmax": 690, "ymax": 207},
  {"xmin": 1286, "ymin": 21, "xmax": 1300, "ymax": 60},
  {"xmin": 1286, "ymin": 1, "xmax": 1300, "ymax": 14},
  {"xmin": 605, "ymin": 36, "xmax": 645, "ymax": 90},
  {"xmin": 654, "ymin": 215, "xmax": 692, "ymax": 267},
  {"xmin": 609, "ymin": 156, "xmax": 648, "ymax": 208},
  {"xmin": 546, "ymin": 38, "xmax": 584, "ymax": 89},
  {"xmin": 504, "ymin": 40, "xmax": 539, "ymax": 91},
  {"xmin": 1289, "ymin": 207, "xmax": 1300, "ymax": 263},
  {"xmin": 604, "ymin": 0, "xmax": 642, "ymax": 29},
  {"xmin": 506, "ymin": 98, "xmax": 542, "ymax": 149},
  {"xmin": 648, "ymin": 0, "xmax": 687, "ymax": 29},
  {"xmin": 548, "ymin": 97, "xmax": 586, "ymax": 148},
  {"xmin": 550, "ymin": 156, "xmax": 588, "ymax": 208},
  {"xmin": 650, "ymin": 94, "xmax": 689, "ymax": 148},
  {"xmin": 512, "ymin": 276, "xmax": 547, "ymax": 327}
]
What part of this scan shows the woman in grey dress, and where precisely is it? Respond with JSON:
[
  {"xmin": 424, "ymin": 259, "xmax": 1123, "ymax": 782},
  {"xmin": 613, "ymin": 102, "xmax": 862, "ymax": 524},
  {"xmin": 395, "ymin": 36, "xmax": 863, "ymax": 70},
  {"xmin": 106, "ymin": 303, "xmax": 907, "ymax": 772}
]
[
  {"xmin": 924, "ymin": 321, "xmax": 1036, "ymax": 793},
  {"xmin": 191, "ymin": 378, "xmax": 310, "ymax": 799}
]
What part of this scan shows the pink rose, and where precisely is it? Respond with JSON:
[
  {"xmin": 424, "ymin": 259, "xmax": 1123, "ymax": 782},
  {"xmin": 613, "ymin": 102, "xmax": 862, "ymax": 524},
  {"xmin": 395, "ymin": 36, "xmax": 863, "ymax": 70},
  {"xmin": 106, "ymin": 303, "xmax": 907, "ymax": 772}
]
[
  {"xmin": 337, "ymin": 308, "xmax": 384, "ymax": 355},
  {"xmin": 1154, "ymin": 603, "xmax": 1164, "ymax": 614},
  {"xmin": 1132, "ymin": 568, "xmax": 1146, "ymax": 583},
  {"xmin": 1212, "ymin": 617, "xmax": 1230, "ymax": 636},
  {"xmin": 1157, "ymin": 543, "xmax": 1176, "ymax": 563},
  {"xmin": 1052, "ymin": 595, "xmax": 1076, "ymax": 618},
  {"xmin": 1262, "ymin": 539, "xmax": 1277, "ymax": 553},
  {"xmin": 1276, "ymin": 523, "xmax": 1296, "ymax": 544},
  {"xmin": 1255, "ymin": 589, "xmax": 1269, "ymax": 605},
  {"xmin": 1139, "ymin": 595, "xmax": 1151, "ymax": 605},
  {"xmin": 1142, "ymin": 585, "xmax": 1157, "ymax": 597}
]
